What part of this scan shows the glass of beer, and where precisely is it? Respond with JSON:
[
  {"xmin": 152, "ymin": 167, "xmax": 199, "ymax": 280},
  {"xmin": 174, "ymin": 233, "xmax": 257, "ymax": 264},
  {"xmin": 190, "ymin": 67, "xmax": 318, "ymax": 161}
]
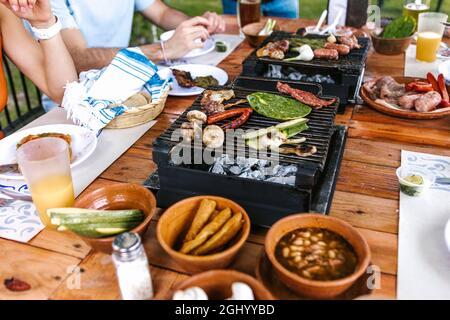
[
  {"xmin": 403, "ymin": 0, "xmax": 430, "ymax": 29},
  {"xmin": 237, "ymin": 0, "xmax": 261, "ymax": 35},
  {"xmin": 416, "ymin": 12, "xmax": 448, "ymax": 63},
  {"xmin": 17, "ymin": 137, "xmax": 75, "ymax": 227}
]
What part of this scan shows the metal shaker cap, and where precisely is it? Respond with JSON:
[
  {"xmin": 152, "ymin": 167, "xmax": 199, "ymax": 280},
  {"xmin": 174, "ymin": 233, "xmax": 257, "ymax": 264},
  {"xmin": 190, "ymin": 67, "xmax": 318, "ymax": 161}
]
[{"xmin": 112, "ymin": 232, "xmax": 142, "ymax": 260}]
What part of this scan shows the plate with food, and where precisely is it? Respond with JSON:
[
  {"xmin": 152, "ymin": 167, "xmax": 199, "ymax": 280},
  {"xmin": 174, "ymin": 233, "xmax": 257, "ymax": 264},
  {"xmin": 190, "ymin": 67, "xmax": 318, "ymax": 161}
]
[
  {"xmin": 158, "ymin": 64, "xmax": 228, "ymax": 96},
  {"xmin": 160, "ymin": 30, "xmax": 215, "ymax": 59},
  {"xmin": 0, "ymin": 124, "xmax": 97, "ymax": 180},
  {"xmin": 361, "ymin": 73, "xmax": 450, "ymax": 119}
]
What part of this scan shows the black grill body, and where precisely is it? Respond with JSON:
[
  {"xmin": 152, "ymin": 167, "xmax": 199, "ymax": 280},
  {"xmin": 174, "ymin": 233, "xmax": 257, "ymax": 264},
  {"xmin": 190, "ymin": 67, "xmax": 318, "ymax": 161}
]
[
  {"xmin": 241, "ymin": 31, "xmax": 370, "ymax": 111},
  {"xmin": 149, "ymin": 80, "xmax": 347, "ymax": 226}
]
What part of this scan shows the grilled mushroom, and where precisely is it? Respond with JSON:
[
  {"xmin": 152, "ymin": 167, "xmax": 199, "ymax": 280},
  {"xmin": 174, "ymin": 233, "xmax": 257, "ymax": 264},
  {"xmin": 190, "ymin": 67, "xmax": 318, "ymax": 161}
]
[
  {"xmin": 203, "ymin": 125, "xmax": 225, "ymax": 149},
  {"xmin": 180, "ymin": 122, "xmax": 195, "ymax": 142},
  {"xmin": 187, "ymin": 110, "xmax": 207, "ymax": 125}
]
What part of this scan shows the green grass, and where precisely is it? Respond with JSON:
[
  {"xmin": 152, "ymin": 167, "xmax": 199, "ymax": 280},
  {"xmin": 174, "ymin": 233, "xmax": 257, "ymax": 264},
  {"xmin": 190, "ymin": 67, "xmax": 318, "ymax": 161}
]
[{"xmin": 3, "ymin": 0, "xmax": 449, "ymax": 131}]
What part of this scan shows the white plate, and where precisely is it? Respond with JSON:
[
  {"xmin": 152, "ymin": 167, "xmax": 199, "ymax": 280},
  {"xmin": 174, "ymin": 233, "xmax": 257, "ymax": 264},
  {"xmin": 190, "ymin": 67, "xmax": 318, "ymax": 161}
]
[
  {"xmin": 158, "ymin": 64, "xmax": 228, "ymax": 97},
  {"xmin": 0, "ymin": 124, "xmax": 98, "ymax": 180},
  {"xmin": 160, "ymin": 30, "xmax": 215, "ymax": 59},
  {"xmin": 439, "ymin": 60, "xmax": 450, "ymax": 84}
]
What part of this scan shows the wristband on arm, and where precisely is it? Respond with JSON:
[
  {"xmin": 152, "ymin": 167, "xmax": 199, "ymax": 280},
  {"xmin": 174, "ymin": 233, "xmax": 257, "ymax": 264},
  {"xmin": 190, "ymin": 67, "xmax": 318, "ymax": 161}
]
[{"xmin": 30, "ymin": 16, "xmax": 62, "ymax": 41}]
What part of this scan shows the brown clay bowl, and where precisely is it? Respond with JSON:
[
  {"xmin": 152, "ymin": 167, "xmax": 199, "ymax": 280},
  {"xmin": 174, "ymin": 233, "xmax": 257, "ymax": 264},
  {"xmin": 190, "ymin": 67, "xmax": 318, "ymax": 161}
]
[
  {"xmin": 242, "ymin": 21, "xmax": 281, "ymax": 47},
  {"xmin": 265, "ymin": 213, "xmax": 371, "ymax": 299},
  {"xmin": 164, "ymin": 270, "xmax": 274, "ymax": 300},
  {"xmin": 371, "ymin": 31, "xmax": 413, "ymax": 55},
  {"xmin": 73, "ymin": 183, "xmax": 156, "ymax": 254},
  {"xmin": 156, "ymin": 195, "xmax": 250, "ymax": 274}
]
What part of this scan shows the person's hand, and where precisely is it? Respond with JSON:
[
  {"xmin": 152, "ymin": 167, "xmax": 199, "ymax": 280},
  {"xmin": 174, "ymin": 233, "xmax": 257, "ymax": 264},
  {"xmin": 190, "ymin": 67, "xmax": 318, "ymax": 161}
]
[
  {"xmin": 163, "ymin": 16, "xmax": 210, "ymax": 60},
  {"xmin": 202, "ymin": 11, "xmax": 226, "ymax": 34},
  {"xmin": 0, "ymin": 0, "xmax": 55, "ymax": 28}
]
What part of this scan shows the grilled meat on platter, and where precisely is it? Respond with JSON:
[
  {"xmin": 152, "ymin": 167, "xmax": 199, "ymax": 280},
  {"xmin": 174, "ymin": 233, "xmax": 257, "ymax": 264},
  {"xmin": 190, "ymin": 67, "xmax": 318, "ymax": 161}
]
[{"xmin": 364, "ymin": 76, "xmax": 445, "ymax": 113}]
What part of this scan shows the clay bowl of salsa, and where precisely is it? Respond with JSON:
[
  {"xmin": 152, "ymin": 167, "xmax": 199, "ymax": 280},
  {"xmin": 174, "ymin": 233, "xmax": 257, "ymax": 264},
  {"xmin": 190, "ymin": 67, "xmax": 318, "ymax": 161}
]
[{"xmin": 265, "ymin": 214, "xmax": 371, "ymax": 299}]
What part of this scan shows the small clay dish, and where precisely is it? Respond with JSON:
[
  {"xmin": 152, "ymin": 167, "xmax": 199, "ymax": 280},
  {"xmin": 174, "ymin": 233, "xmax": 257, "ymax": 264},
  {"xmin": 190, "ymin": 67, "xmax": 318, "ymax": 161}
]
[
  {"xmin": 73, "ymin": 183, "xmax": 156, "ymax": 254},
  {"xmin": 242, "ymin": 21, "xmax": 281, "ymax": 47},
  {"xmin": 157, "ymin": 195, "xmax": 250, "ymax": 274},
  {"xmin": 265, "ymin": 213, "xmax": 371, "ymax": 299},
  {"xmin": 371, "ymin": 31, "xmax": 413, "ymax": 55},
  {"xmin": 166, "ymin": 270, "xmax": 274, "ymax": 300}
]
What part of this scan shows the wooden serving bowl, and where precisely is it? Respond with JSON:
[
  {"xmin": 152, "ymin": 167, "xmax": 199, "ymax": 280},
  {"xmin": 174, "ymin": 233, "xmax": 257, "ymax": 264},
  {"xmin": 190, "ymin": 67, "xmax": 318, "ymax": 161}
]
[
  {"xmin": 156, "ymin": 195, "xmax": 250, "ymax": 274},
  {"xmin": 361, "ymin": 76, "xmax": 450, "ymax": 120},
  {"xmin": 265, "ymin": 214, "xmax": 371, "ymax": 299},
  {"xmin": 370, "ymin": 31, "xmax": 413, "ymax": 55},
  {"xmin": 74, "ymin": 183, "xmax": 156, "ymax": 254},
  {"xmin": 242, "ymin": 21, "xmax": 281, "ymax": 48},
  {"xmin": 164, "ymin": 270, "xmax": 274, "ymax": 300}
]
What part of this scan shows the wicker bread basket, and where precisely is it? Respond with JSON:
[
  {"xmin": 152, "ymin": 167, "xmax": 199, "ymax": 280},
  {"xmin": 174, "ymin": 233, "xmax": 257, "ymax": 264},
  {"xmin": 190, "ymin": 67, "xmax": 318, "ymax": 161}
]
[{"xmin": 106, "ymin": 88, "xmax": 170, "ymax": 129}]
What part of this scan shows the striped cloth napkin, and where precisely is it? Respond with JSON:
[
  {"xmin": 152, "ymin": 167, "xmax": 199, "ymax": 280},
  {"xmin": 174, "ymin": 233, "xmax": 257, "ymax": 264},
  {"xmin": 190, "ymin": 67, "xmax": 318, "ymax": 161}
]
[{"xmin": 62, "ymin": 47, "xmax": 171, "ymax": 132}]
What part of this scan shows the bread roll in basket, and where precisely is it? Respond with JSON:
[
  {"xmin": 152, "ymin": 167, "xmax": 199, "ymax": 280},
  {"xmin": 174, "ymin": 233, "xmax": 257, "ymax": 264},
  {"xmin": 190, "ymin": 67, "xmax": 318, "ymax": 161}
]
[{"xmin": 106, "ymin": 87, "xmax": 169, "ymax": 129}]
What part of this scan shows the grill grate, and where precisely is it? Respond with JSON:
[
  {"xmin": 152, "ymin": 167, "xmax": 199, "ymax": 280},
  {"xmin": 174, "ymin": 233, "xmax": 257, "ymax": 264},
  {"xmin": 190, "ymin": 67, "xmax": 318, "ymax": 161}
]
[
  {"xmin": 155, "ymin": 85, "xmax": 338, "ymax": 171},
  {"xmin": 247, "ymin": 31, "xmax": 370, "ymax": 73}
]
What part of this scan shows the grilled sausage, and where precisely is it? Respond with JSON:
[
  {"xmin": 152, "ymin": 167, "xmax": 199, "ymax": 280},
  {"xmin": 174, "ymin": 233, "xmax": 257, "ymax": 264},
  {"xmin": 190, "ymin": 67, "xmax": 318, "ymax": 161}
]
[
  {"xmin": 398, "ymin": 94, "xmax": 422, "ymax": 110},
  {"xmin": 414, "ymin": 91, "xmax": 442, "ymax": 112},
  {"xmin": 313, "ymin": 48, "xmax": 339, "ymax": 60},
  {"xmin": 207, "ymin": 108, "xmax": 253, "ymax": 130},
  {"xmin": 324, "ymin": 43, "xmax": 350, "ymax": 56}
]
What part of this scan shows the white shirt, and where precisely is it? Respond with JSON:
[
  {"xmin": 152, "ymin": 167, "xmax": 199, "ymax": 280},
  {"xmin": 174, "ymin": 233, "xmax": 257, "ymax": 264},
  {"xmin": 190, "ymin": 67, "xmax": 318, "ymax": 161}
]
[{"xmin": 50, "ymin": 0, "xmax": 155, "ymax": 48}]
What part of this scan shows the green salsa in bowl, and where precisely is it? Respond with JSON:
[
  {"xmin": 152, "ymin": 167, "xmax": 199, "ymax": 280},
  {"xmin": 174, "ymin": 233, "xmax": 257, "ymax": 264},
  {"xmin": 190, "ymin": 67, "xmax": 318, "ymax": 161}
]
[{"xmin": 396, "ymin": 166, "xmax": 435, "ymax": 197}]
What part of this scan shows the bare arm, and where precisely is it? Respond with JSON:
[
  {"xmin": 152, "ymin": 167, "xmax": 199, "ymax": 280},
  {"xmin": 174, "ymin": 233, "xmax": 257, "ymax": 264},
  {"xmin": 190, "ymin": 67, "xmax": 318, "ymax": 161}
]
[
  {"xmin": 0, "ymin": 1, "xmax": 77, "ymax": 103},
  {"xmin": 59, "ymin": 28, "xmax": 164, "ymax": 73},
  {"xmin": 140, "ymin": 0, "xmax": 188, "ymax": 31},
  {"xmin": 59, "ymin": 16, "xmax": 212, "ymax": 73},
  {"xmin": 141, "ymin": 0, "xmax": 225, "ymax": 34}
]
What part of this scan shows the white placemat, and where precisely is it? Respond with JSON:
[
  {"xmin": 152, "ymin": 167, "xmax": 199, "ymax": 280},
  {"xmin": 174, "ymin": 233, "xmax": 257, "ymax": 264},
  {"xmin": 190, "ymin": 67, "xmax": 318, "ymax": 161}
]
[
  {"xmin": 159, "ymin": 34, "xmax": 243, "ymax": 67},
  {"xmin": 397, "ymin": 150, "xmax": 450, "ymax": 300},
  {"xmin": 0, "ymin": 107, "xmax": 156, "ymax": 243},
  {"xmin": 404, "ymin": 45, "xmax": 445, "ymax": 78}
]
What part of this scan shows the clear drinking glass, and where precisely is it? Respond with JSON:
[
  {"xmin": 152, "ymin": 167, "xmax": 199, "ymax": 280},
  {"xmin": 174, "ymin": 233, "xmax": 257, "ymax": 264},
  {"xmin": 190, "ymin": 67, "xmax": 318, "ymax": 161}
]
[
  {"xmin": 237, "ymin": 0, "xmax": 261, "ymax": 34},
  {"xmin": 16, "ymin": 137, "xmax": 75, "ymax": 227},
  {"xmin": 416, "ymin": 12, "xmax": 448, "ymax": 62},
  {"xmin": 403, "ymin": 0, "xmax": 430, "ymax": 29}
]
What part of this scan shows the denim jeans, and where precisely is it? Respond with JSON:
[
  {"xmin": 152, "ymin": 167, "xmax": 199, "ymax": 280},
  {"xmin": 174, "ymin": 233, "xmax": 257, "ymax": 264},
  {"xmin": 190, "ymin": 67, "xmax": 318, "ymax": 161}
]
[
  {"xmin": 42, "ymin": 94, "xmax": 58, "ymax": 112},
  {"xmin": 222, "ymin": 0, "xmax": 299, "ymax": 19}
]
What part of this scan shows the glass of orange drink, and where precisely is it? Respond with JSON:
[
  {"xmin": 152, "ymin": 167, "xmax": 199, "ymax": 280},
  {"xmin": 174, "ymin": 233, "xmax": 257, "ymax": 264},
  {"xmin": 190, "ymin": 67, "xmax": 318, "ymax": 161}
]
[
  {"xmin": 416, "ymin": 12, "xmax": 448, "ymax": 63},
  {"xmin": 17, "ymin": 137, "xmax": 75, "ymax": 227}
]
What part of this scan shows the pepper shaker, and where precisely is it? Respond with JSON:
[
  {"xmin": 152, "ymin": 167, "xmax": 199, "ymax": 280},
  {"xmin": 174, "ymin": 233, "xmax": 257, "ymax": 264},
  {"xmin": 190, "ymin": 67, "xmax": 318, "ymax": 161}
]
[{"xmin": 112, "ymin": 232, "xmax": 153, "ymax": 300}]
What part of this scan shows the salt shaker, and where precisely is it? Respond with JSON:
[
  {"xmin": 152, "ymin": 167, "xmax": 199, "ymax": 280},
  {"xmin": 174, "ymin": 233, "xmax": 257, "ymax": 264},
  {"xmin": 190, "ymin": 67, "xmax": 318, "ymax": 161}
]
[{"xmin": 112, "ymin": 232, "xmax": 153, "ymax": 300}]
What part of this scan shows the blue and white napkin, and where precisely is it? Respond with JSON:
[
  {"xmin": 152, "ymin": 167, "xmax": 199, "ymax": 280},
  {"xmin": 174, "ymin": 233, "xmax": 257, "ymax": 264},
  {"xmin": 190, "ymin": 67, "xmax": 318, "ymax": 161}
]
[
  {"xmin": 62, "ymin": 47, "xmax": 171, "ymax": 132},
  {"xmin": 0, "ymin": 198, "xmax": 44, "ymax": 242}
]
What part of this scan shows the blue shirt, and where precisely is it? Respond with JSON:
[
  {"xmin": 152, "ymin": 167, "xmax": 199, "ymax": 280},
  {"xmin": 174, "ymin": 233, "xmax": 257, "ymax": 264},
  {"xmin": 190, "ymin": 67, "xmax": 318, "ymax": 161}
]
[{"xmin": 51, "ymin": 0, "xmax": 155, "ymax": 48}]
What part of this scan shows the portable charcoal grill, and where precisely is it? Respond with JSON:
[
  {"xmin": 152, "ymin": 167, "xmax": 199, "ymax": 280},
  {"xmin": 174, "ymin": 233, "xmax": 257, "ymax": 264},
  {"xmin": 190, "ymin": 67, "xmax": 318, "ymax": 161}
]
[
  {"xmin": 241, "ymin": 31, "xmax": 370, "ymax": 112},
  {"xmin": 147, "ymin": 79, "xmax": 347, "ymax": 226}
]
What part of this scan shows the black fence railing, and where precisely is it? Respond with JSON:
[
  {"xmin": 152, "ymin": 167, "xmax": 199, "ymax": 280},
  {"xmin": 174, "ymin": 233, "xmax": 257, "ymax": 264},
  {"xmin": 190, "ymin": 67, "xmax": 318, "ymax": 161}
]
[{"xmin": 1, "ymin": 53, "xmax": 44, "ymax": 136}]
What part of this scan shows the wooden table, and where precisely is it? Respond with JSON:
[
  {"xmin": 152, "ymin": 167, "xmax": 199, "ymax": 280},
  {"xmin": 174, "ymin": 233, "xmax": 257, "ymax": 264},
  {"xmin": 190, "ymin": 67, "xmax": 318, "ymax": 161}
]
[{"xmin": 2, "ymin": 16, "xmax": 450, "ymax": 300}]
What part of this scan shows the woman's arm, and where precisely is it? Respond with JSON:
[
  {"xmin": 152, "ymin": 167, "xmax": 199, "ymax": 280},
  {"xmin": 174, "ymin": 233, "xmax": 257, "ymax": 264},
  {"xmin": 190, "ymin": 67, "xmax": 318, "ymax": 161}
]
[
  {"xmin": 141, "ymin": 0, "xmax": 225, "ymax": 34},
  {"xmin": 0, "ymin": 0, "xmax": 77, "ymax": 103}
]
